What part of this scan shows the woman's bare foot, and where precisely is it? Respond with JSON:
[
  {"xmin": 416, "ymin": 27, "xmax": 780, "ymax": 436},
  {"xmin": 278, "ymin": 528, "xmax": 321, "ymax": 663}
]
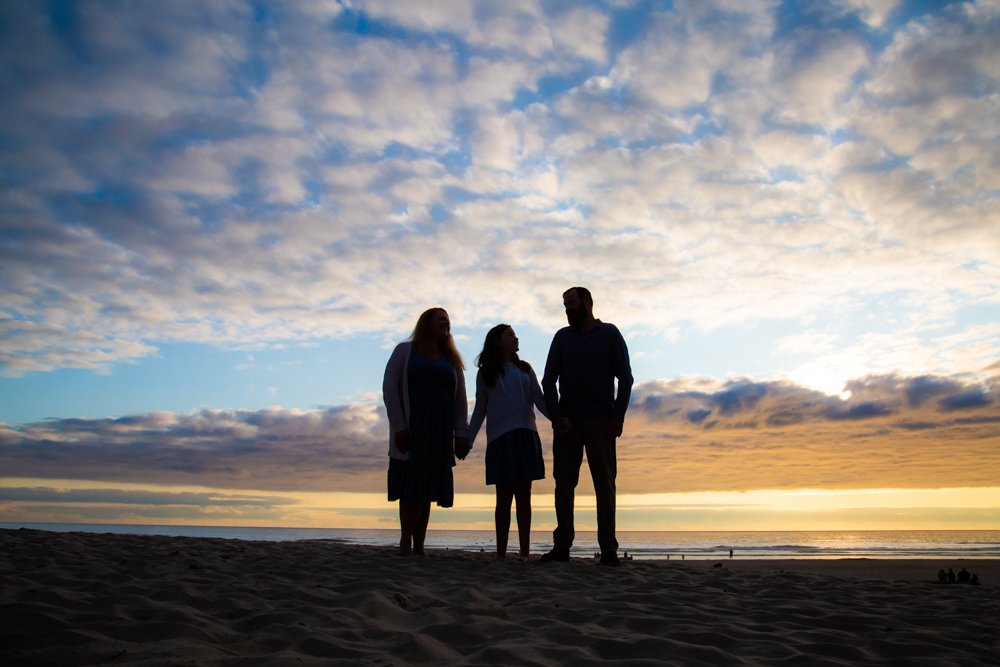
[
  {"xmin": 496, "ymin": 553, "xmax": 507, "ymax": 560},
  {"xmin": 518, "ymin": 552, "xmax": 530, "ymax": 562},
  {"xmin": 413, "ymin": 547, "xmax": 427, "ymax": 558},
  {"xmin": 398, "ymin": 545, "xmax": 413, "ymax": 556}
]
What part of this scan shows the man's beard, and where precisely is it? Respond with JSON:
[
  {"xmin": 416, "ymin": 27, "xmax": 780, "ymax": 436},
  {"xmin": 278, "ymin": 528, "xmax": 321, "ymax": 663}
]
[{"xmin": 566, "ymin": 306, "xmax": 584, "ymax": 327}]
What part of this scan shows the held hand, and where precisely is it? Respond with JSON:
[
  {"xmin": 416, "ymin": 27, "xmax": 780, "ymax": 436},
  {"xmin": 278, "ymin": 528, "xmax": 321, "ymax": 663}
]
[
  {"xmin": 454, "ymin": 437, "xmax": 471, "ymax": 460},
  {"xmin": 554, "ymin": 417, "xmax": 572, "ymax": 437},
  {"xmin": 394, "ymin": 429, "xmax": 411, "ymax": 454},
  {"xmin": 605, "ymin": 418, "xmax": 623, "ymax": 439}
]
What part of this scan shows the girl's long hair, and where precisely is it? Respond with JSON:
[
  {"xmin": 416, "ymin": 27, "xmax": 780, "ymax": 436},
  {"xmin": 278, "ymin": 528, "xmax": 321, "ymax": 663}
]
[
  {"xmin": 475, "ymin": 323, "xmax": 531, "ymax": 387},
  {"xmin": 408, "ymin": 307, "xmax": 465, "ymax": 370}
]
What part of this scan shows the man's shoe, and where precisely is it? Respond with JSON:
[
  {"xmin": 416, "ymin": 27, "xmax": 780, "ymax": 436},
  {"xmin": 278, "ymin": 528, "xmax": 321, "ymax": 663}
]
[
  {"xmin": 599, "ymin": 553, "xmax": 621, "ymax": 567},
  {"xmin": 540, "ymin": 547, "xmax": 570, "ymax": 562}
]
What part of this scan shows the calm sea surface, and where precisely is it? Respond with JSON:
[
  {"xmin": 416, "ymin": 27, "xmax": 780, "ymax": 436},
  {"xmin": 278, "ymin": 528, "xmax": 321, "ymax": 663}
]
[{"xmin": 3, "ymin": 523, "xmax": 998, "ymax": 559}]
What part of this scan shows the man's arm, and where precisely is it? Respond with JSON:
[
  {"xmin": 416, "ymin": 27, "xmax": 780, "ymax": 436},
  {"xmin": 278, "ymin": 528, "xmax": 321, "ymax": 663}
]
[
  {"xmin": 541, "ymin": 333, "xmax": 562, "ymax": 421},
  {"xmin": 542, "ymin": 332, "xmax": 572, "ymax": 435},
  {"xmin": 611, "ymin": 327, "xmax": 633, "ymax": 423}
]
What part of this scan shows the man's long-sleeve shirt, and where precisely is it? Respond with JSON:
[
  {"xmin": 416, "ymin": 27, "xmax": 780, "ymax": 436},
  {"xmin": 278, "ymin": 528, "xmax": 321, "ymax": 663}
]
[{"xmin": 542, "ymin": 320, "xmax": 633, "ymax": 422}]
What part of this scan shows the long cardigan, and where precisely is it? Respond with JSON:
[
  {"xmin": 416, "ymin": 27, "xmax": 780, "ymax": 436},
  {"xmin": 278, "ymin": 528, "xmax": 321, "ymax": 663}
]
[{"xmin": 382, "ymin": 341, "xmax": 470, "ymax": 460}]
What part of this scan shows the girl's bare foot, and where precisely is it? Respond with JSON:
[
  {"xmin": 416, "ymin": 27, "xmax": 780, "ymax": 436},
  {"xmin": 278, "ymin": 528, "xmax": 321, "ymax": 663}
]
[
  {"xmin": 414, "ymin": 547, "xmax": 427, "ymax": 558},
  {"xmin": 398, "ymin": 545, "xmax": 413, "ymax": 556},
  {"xmin": 518, "ymin": 552, "xmax": 530, "ymax": 562},
  {"xmin": 496, "ymin": 553, "xmax": 506, "ymax": 560}
]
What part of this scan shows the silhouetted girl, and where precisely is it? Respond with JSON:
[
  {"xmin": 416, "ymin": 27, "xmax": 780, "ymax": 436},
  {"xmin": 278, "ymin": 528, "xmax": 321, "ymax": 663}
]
[{"xmin": 469, "ymin": 324, "xmax": 549, "ymax": 561}]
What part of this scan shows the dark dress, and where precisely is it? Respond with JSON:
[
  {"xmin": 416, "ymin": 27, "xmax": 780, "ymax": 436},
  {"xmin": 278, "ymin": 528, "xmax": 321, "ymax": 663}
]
[
  {"xmin": 485, "ymin": 428, "xmax": 546, "ymax": 486},
  {"xmin": 387, "ymin": 350, "xmax": 457, "ymax": 507}
]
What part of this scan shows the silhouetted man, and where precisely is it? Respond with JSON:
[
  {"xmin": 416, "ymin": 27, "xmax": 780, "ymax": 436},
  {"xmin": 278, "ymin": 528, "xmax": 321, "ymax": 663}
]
[{"xmin": 540, "ymin": 287, "xmax": 633, "ymax": 566}]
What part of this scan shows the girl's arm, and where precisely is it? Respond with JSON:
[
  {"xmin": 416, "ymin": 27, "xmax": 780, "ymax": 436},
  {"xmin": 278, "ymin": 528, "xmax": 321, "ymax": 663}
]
[
  {"xmin": 528, "ymin": 368, "xmax": 550, "ymax": 420},
  {"xmin": 468, "ymin": 370, "xmax": 488, "ymax": 448}
]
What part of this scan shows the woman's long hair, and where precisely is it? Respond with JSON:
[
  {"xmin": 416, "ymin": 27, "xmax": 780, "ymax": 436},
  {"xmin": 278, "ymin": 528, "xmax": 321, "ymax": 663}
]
[
  {"xmin": 409, "ymin": 307, "xmax": 465, "ymax": 370},
  {"xmin": 475, "ymin": 323, "xmax": 531, "ymax": 387}
]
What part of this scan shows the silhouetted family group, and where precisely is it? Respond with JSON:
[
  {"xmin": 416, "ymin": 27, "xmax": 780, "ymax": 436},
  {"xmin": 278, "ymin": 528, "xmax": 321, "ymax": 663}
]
[
  {"xmin": 938, "ymin": 567, "xmax": 980, "ymax": 585},
  {"xmin": 382, "ymin": 287, "xmax": 633, "ymax": 566}
]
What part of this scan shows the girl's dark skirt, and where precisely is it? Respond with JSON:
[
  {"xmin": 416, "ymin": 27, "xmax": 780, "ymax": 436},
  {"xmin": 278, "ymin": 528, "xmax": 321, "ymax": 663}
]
[{"xmin": 485, "ymin": 428, "xmax": 545, "ymax": 486}]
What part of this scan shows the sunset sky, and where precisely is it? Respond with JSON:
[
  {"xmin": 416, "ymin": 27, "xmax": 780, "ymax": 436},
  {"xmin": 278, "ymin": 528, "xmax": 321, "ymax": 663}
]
[{"xmin": 1, "ymin": 0, "xmax": 998, "ymax": 532}]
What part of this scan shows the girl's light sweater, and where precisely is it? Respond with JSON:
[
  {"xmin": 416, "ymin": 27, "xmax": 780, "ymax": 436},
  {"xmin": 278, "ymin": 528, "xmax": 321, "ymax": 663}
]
[{"xmin": 469, "ymin": 362, "xmax": 550, "ymax": 448}]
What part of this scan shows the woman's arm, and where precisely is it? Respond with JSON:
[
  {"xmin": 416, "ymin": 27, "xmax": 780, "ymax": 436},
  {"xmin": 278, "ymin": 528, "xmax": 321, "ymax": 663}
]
[
  {"xmin": 453, "ymin": 365, "xmax": 470, "ymax": 438},
  {"xmin": 468, "ymin": 370, "xmax": 488, "ymax": 448},
  {"xmin": 453, "ymin": 366, "xmax": 471, "ymax": 459},
  {"xmin": 382, "ymin": 344, "xmax": 408, "ymax": 436}
]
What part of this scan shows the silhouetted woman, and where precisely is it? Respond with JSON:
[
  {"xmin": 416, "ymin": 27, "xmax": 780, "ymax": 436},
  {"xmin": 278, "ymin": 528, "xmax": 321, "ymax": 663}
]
[
  {"xmin": 383, "ymin": 308, "xmax": 470, "ymax": 556},
  {"xmin": 469, "ymin": 324, "xmax": 549, "ymax": 561}
]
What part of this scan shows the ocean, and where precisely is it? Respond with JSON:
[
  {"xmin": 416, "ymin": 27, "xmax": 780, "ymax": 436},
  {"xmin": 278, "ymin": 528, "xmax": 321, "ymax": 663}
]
[{"xmin": 3, "ymin": 523, "xmax": 998, "ymax": 559}]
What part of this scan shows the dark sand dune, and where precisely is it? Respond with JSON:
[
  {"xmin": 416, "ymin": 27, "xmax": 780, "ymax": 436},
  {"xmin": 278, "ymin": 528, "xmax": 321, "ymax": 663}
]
[{"xmin": 2, "ymin": 528, "xmax": 998, "ymax": 665}]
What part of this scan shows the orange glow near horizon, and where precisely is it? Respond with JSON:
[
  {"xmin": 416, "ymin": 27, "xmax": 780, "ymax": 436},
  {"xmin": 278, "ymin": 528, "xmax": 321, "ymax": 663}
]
[{"xmin": 2, "ymin": 478, "xmax": 998, "ymax": 531}]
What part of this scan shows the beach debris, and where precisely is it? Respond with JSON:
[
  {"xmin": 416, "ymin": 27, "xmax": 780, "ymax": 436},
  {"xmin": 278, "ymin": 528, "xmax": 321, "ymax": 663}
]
[
  {"xmin": 392, "ymin": 592, "xmax": 421, "ymax": 611},
  {"xmin": 713, "ymin": 562, "xmax": 722, "ymax": 568}
]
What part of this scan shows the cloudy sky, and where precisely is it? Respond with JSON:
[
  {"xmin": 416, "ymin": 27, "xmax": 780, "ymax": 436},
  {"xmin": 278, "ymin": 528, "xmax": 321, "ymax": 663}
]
[{"xmin": 1, "ymin": 0, "xmax": 998, "ymax": 531}]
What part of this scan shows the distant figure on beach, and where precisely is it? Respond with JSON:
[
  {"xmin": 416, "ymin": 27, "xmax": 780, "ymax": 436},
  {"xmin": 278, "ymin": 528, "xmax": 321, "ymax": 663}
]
[
  {"xmin": 938, "ymin": 569, "xmax": 948, "ymax": 583},
  {"xmin": 730, "ymin": 549, "xmax": 734, "ymax": 559},
  {"xmin": 947, "ymin": 568, "xmax": 956, "ymax": 583},
  {"xmin": 383, "ymin": 308, "xmax": 470, "ymax": 556},
  {"xmin": 958, "ymin": 567, "xmax": 971, "ymax": 582},
  {"xmin": 540, "ymin": 286, "xmax": 633, "ymax": 568},
  {"xmin": 469, "ymin": 324, "xmax": 549, "ymax": 562}
]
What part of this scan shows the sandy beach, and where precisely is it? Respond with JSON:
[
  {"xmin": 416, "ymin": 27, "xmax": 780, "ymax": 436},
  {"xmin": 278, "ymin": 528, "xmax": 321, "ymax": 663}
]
[{"xmin": 2, "ymin": 528, "xmax": 998, "ymax": 666}]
